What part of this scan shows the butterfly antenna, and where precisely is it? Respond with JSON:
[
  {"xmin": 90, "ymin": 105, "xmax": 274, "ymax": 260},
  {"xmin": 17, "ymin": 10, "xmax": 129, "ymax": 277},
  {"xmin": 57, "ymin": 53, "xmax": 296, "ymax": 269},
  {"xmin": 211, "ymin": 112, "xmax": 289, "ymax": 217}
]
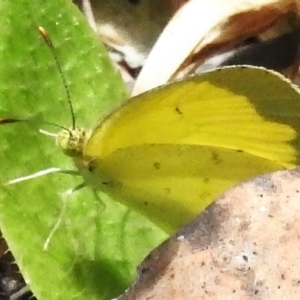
[
  {"xmin": 38, "ymin": 27, "xmax": 76, "ymax": 130},
  {"xmin": 0, "ymin": 118, "xmax": 73, "ymax": 137},
  {"xmin": 42, "ymin": 121, "xmax": 74, "ymax": 135}
]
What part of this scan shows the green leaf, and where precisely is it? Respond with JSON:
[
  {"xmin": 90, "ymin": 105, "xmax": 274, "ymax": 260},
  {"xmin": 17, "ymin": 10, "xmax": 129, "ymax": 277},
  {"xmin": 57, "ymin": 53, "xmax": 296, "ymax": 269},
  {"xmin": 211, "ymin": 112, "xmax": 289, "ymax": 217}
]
[{"xmin": 0, "ymin": 1, "xmax": 166, "ymax": 299}]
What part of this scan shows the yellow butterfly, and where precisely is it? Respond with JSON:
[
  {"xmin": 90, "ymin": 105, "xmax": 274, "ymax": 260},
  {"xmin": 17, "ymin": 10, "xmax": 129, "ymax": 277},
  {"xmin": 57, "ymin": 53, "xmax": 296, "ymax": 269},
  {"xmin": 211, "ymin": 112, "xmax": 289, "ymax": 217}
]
[
  {"xmin": 74, "ymin": 66, "xmax": 300, "ymax": 232},
  {"xmin": 5, "ymin": 29, "xmax": 300, "ymax": 234}
]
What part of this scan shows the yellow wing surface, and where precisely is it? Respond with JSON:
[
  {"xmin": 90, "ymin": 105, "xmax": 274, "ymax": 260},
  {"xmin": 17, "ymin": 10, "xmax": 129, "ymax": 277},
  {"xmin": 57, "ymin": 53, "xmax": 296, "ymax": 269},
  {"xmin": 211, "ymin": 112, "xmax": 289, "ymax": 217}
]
[{"xmin": 83, "ymin": 66, "xmax": 300, "ymax": 232}]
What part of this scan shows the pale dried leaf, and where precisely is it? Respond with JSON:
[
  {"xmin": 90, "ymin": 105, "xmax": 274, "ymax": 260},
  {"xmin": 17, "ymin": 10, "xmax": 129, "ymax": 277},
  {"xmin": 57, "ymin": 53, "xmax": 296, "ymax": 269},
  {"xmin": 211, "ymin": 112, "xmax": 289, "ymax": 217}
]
[{"xmin": 133, "ymin": 0, "xmax": 299, "ymax": 95}]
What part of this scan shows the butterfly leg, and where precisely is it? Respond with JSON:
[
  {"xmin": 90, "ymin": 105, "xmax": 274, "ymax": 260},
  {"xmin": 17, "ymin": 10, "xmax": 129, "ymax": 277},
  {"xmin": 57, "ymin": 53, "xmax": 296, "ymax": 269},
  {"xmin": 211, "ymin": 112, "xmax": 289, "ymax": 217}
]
[
  {"xmin": 43, "ymin": 182, "xmax": 86, "ymax": 251},
  {"xmin": 43, "ymin": 184, "xmax": 105, "ymax": 250}
]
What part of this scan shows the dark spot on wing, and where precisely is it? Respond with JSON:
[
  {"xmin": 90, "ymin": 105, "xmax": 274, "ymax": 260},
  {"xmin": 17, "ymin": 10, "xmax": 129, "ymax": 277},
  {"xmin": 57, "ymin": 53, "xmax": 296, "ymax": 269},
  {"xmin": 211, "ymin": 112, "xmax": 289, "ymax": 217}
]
[
  {"xmin": 175, "ymin": 107, "xmax": 182, "ymax": 115},
  {"xmin": 153, "ymin": 162, "xmax": 161, "ymax": 170},
  {"xmin": 211, "ymin": 151, "xmax": 222, "ymax": 164},
  {"xmin": 203, "ymin": 178, "xmax": 209, "ymax": 183},
  {"xmin": 164, "ymin": 188, "xmax": 171, "ymax": 195}
]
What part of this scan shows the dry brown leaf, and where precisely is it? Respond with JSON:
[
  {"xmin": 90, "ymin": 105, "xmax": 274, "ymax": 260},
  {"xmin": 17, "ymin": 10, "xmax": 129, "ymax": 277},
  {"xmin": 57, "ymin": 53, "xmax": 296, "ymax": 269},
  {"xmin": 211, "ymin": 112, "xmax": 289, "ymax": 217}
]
[
  {"xmin": 119, "ymin": 168, "xmax": 300, "ymax": 299},
  {"xmin": 133, "ymin": 0, "xmax": 300, "ymax": 95}
]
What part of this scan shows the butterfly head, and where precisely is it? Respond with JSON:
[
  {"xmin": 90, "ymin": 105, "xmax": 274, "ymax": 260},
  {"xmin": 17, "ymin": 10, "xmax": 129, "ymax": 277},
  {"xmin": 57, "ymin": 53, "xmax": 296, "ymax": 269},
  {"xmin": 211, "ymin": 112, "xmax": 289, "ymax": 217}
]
[{"xmin": 56, "ymin": 127, "xmax": 87, "ymax": 157}]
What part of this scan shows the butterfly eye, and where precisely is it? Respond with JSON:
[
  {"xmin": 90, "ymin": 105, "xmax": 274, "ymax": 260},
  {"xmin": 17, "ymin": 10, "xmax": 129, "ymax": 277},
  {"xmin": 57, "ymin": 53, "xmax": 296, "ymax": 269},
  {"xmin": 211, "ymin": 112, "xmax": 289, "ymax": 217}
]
[{"xmin": 88, "ymin": 160, "xmax": 97, "ymax": 173}]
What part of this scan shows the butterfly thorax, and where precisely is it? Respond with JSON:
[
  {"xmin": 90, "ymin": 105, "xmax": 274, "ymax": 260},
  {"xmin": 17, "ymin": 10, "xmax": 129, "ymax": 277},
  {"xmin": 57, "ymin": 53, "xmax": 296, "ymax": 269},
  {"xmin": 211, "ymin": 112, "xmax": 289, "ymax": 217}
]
[{"xmin": 56, "ymin": 128, "xmax": 87, "ymax": 157}]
